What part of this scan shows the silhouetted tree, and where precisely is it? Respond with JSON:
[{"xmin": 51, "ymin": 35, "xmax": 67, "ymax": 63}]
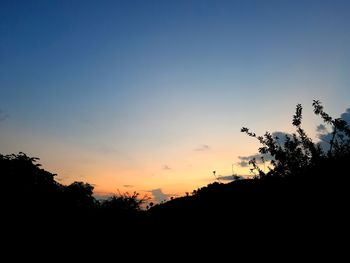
[
  {"xmin": 2, "ymin": 100, "xmax": 349, "ymax": 238},
  {"xmin": 63, "ymin": 181, "xmax": 96, "ymax": 209},
  {"xmin": 313, "ymin": 100, "xmax": 350, "ymax": 157},
  {"xmin": 0, "ymin": 152, "xmax": 62, "ymax": 209},
  {"xmin": 100, "ymin": 191, "xmax": 148, "ymax": 213},
  {"xmin": 241, "ymin": 100, "xmax": 350, "ymax": 178}
]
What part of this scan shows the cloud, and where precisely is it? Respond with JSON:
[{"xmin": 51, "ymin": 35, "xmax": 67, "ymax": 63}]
[
  {"xmin": 317, "ymin": 107, "xmax": 350, "ymax": 151},
  {"xmin": 237, "ymin": 160, "xmax": 249, "ymax": 167},
  {"xmin": 340, "ymin": 108, "xmax": 350, "ymax": 125},
  {"xmin": 239, "ymin": 107, "xmax": 350, "ymax": 168},
  {"xmin": 271, "ymin": 131, "xmax": 292, "ymax": 145},
  {"xmin": 123, "ymin": 185, "xmax": 134, "ymax": 188},
  {"xmin": 0, "ymin": 110, "xmax": 9, "ymax": 122},
  {"xmin": 237, "ymin": 156, "xmax": 253, "ymax": 167},
  {"xmin": 149, "ymin": 188, "xmax": 170, "ymax": 203},
  {"xmin": 162, "ymin": 165, "xmax": 171, "ymax": 170},
  {"xmin": 80, "ymin": 117, "xmax": 93, "ymax": 124},
  {"xmin": 316, "ymin": 124, "xmax": 327, "ymax": 133},
  {"xmin": 237, "ymin": 132, "xmax": 290, "ymax": 167},
  {"xmin": 96, "ymin": 144, "xmax": 118, "ymax": 155},
  {"xmin": 93, "ymin": 192, "xmax": 114, "ymax": 201},
  {"xmin": 238, "ymin": 153, "xmax": 273, "ymax": 167},
  {"xmin": 238, "ymin": 156, "xmax": 251, "ymax": 161},
  {"xmin": 217, "ymin": 175, "xmax": 243, "ymax": 181},
  {"xmin": 194, "ymin": 144, "xmax": 211, "ymax": 151}
]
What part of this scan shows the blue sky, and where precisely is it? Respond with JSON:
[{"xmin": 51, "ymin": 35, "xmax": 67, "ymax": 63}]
[{"xmin": 1, "ymin": 0, "xmax": 350, "ymax": 198}]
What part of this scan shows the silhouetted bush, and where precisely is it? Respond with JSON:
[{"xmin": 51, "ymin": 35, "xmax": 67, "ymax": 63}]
[
  {"xmin": 2, "ymin": 100, "xmax": 349, "ymax": 238},
  {"xmin": 100, "ymin": 191, "xmax": 148, "ymax": 213},
  {"xmin": 63, "ymin": 181, "xmax": 96, "ymax": 209},
  {"xmin": 241, "ymin": 100, "xmax": 350, "ymax": 178},
  {"xmin": 1, "ymin": 152, "xmax": 63, "ymax": 209}
]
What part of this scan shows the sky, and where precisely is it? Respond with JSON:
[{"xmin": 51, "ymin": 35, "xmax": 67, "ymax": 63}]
[{"xmin": 1, "ymin": 0, "xmax": 350, "ymax": 201}]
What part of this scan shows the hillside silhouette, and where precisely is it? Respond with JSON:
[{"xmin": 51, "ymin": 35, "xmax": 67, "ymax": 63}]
[{"xmin": 2, "ymin": 101, "xmax": 349, "ymax": 244}]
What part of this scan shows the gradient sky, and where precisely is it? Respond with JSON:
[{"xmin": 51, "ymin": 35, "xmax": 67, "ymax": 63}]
[{"xmin": 1, "ymin": 0, "xmax": 350, "ymax": 201}]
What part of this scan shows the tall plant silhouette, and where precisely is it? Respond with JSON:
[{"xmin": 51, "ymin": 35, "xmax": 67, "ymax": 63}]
[
  {"xmin": 312, "ymin": 100, "xmax": 350, "ymax": 157},
  {"xmin": 241, "ymin": 100, "xmax": 350, "ymax": 178},
  {"xmin": 101, "ymin": 191, "xmax": 149, "ymax": 213}
]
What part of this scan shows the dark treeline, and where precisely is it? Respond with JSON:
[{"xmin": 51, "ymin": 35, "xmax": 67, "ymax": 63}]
[
  {"xmin": 2, "ymin": 101, "xmax": 349, "ymax": 247},
  {"xmin": 1, "ymin": 152, "xmax": 147, "ymax": 214},
  {"xmin": 149, "ymin": 101, "xmax": 349, "ymax": 230}
]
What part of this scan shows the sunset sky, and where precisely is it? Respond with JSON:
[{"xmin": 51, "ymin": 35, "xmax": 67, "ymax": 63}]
[{"xmin": 1, "ymin": 0, "xmax": 349, "ymax": 201}]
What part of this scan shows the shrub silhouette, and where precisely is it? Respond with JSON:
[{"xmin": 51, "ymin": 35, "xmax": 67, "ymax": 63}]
[
  {"xmin": 241, "ymin": 100, "xmax": 350, "ymax": 178},
  {"xmin": 2, "ymin": 100, "xmax": 349, "ymax": 239},
  {"xmin": 1, "ymin": 152, "xmax": 62, "ymax": 209},
  {"xmin": 1, "ymin": 152, "xmax": 148, "ymax": 210},
  {"xmin": 148, "ymin": 101, "xmax": 349, "ymax": 233},
  {"xmin": 313, "ymin": 100, "xmax": 350, "ymax": 157},
  {"xmin": 63, "ymin": 181, "xmax": 96, "ymax": 209},
  {"xmin": 1, "ymin": 152, "xmax": 142, "ymax": 215},
  {"xmin": 101, "ymin": 191, "xmax": 148, "ymax": 213}
]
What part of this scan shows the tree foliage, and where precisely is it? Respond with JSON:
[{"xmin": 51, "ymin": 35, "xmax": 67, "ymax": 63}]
[
  {"xmin": 100, "ymin": 191, "xmax": 149, "ymax": 213},
  {"xmin": 241, "ymin": 100, "xmax": 350, "ymax": 178},
  {"xmin": 0, "ymin": 152, "xmax": 144, "ymax": 213}
]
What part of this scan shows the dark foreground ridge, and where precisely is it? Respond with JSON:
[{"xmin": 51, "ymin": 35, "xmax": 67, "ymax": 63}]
[{"xmin": 2, "ymin": 101, "xmax": 349, "ymax": 246}]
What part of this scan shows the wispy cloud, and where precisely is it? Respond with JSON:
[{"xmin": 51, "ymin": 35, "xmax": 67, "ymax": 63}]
[
  {"xmin": 148, "ymin": 188, "xmax": 171, "ymax": 203},
  {"xmin": 162, "ymin": 165, "xmax": 171, "ymax": 170},
  {"xmin": 96, "ymin": 144, "xmax": 118, "ymax": 155},
  {"xmin": 237, "ymin": 132, "xmax": 290, "ymax": 167},
  {"xmin": 317, "ymin": 107, "xmax": 350, "ymax": 151},
  {"xmin": 316, "ymin": 124, "xmax": 327, "ymax": 133},
  {"xmin": 238, "ymin": 154, "xmax": 273, "ymax": 167},
  {"xmin": 0, "ymin": 109, "xmax": 9, "ymax": 122},
  {"xmin": 123, "ymin": 185, "xmax": 134, "ymax": 188},
  {"xmin": 341, "ymin": 108, "xmax": 350, "ymax": 125},
  {"xmin": 194, "ymin": 144, "xmax": 211, "ymax": 152},
  {"xmin": 239, "ymin": 107, "xmax": 350, "ymax": 169},
  {"xmin": 217, "ymin": 175, "xmax": 243, "ymax": 181},
  {"xmin": 237, "ymin": 156, "xmax": 251, "ymax": 167}
]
